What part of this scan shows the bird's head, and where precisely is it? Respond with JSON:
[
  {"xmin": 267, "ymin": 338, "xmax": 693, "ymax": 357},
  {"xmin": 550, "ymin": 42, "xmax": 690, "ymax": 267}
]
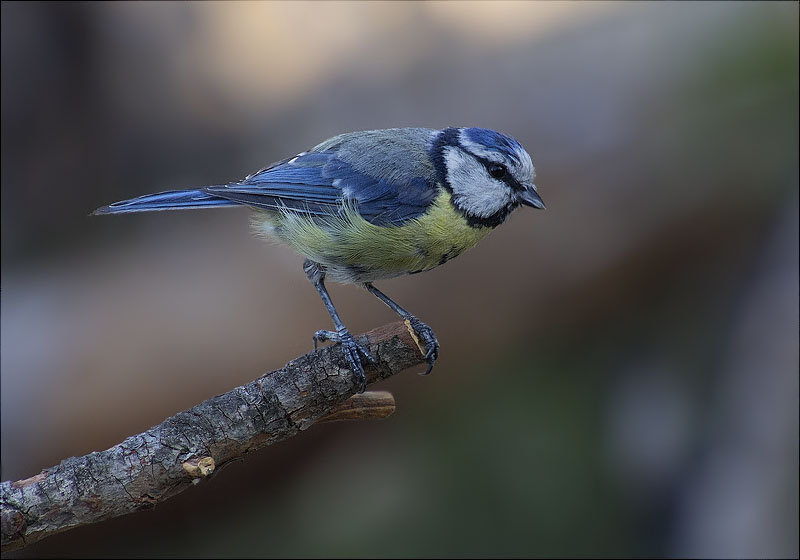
[{"xmin": 430, "ymin": 127, "xmax": 543, "ymax": 228}]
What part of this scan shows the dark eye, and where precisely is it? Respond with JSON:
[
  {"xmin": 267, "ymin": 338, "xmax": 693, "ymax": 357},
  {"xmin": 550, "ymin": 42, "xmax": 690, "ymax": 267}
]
[{"xmin": 488, "ymin": 164, "xmax": 507, "ymax": 179}]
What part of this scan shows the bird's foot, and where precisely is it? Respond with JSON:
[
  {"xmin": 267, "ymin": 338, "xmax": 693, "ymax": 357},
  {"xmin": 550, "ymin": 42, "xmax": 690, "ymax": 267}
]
[
  {"xmin": 407, "ymin": 316, "xmax": 439, "ymax": 375},
  {"xmin": 313, "ymin": 328, "xmax": 375, "ymax": 392}
]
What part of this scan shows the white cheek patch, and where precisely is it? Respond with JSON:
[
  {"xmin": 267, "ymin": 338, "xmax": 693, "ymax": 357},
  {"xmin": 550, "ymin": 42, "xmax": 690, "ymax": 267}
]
[{"xmin": 444, "ymin": 147, "xmax": 513, "ymax": 218}]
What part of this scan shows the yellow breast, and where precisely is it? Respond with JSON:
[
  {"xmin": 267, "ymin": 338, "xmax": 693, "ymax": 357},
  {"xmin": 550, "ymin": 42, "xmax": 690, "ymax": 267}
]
[{"xmin": 252, "ymin": 190, "xmax": 492, "ymax": 282}]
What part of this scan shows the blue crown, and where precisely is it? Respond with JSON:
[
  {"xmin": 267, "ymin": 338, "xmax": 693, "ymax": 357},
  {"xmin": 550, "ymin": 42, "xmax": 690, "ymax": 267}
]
[{"xmin": 462, "ymin": 127, "xmax": 524, "ymax": 164}]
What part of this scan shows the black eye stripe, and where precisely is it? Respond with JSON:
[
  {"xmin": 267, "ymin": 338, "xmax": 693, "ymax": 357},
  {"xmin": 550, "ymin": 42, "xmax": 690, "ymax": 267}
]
[
  {"xmin": 474, "ymin": 155, "xmax": 525, "ymax": 192},
  {"xmin": 430, "ymin": 130, "xmax": 525, "ymax": 195}
]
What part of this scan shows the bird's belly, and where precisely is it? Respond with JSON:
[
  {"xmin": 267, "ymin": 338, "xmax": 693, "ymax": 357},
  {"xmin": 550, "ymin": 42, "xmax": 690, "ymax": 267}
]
[{"xmin": 252, "ymin": 192, "xmax": 492, "ymax": 284}]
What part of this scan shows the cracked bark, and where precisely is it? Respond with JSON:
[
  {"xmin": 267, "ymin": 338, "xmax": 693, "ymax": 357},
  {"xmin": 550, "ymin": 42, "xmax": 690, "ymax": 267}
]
[{"xmin": 0, "ymin": 321, "xmax": 426, "ymax": 553}]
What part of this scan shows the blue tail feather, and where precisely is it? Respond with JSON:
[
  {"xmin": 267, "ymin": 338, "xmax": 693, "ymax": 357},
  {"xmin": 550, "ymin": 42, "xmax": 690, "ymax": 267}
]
[{"xmin": 92, "ymin": 188, "xmax": 237, "ymax": 215}]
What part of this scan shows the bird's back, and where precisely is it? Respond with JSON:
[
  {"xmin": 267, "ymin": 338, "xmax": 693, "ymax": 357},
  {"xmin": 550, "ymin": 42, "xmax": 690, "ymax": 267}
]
[{"xmin": 312, "ymin": 128, "xmax": 439, "ymax": 186}]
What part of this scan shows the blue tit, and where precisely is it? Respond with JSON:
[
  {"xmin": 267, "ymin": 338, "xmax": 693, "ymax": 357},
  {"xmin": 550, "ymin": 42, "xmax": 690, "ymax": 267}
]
[{"xmin": 93, "ymin": 127, "xmax": 544, "ymax": 391}]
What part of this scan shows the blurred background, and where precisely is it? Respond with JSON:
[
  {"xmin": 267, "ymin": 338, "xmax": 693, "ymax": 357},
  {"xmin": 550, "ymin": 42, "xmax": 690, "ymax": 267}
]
[{"xmin": 2, "ymin": 1, "xmax": 797, "ymax": 557}]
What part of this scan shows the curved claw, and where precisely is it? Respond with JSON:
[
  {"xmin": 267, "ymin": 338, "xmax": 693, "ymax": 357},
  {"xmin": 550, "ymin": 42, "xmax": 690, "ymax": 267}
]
[
  {"xmin": 313, "ymin": 329, "xmax": 337, "ymax": 350},
  {"xmin": 313, "ymin": 328, "xmax": 375, "ymax": 392},
  {"xmin": 408, "ymin": 317, "xmax": 440, "ymax": 375}
]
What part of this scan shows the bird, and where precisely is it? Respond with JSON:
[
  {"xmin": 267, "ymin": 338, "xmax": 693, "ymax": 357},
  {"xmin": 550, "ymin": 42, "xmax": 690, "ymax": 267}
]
[{"xmin": 93, "ymin": 127, "xmax": 544, "ymax": 392}]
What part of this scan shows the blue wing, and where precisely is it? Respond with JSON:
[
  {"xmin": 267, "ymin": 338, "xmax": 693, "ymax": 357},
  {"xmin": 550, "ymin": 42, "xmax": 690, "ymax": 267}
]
[{"xmin": 94, "ymin": 152, "xmax": 439, "ymax": 226}]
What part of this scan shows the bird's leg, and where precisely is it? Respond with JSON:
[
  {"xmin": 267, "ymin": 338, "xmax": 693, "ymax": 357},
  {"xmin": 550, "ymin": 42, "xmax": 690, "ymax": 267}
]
[
  {"xmin": 304, "ymin": 259, "xmax": 374, "ymax": 392},
  {"xmin": 364, "ymin": 283, "xmax": 439, "ymax": 375}
]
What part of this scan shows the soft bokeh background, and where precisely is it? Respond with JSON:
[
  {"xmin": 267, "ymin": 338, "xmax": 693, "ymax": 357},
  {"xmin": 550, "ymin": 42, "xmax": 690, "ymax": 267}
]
[{"xmin": 2, "ymin": 1, "xmax": 798, "ymax": 557}]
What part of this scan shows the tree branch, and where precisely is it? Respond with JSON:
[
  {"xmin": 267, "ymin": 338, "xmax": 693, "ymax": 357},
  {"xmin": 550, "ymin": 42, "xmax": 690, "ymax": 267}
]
[{"xmin": 0, "ymin": 321, "xmax": 427, "ymax": 552}]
